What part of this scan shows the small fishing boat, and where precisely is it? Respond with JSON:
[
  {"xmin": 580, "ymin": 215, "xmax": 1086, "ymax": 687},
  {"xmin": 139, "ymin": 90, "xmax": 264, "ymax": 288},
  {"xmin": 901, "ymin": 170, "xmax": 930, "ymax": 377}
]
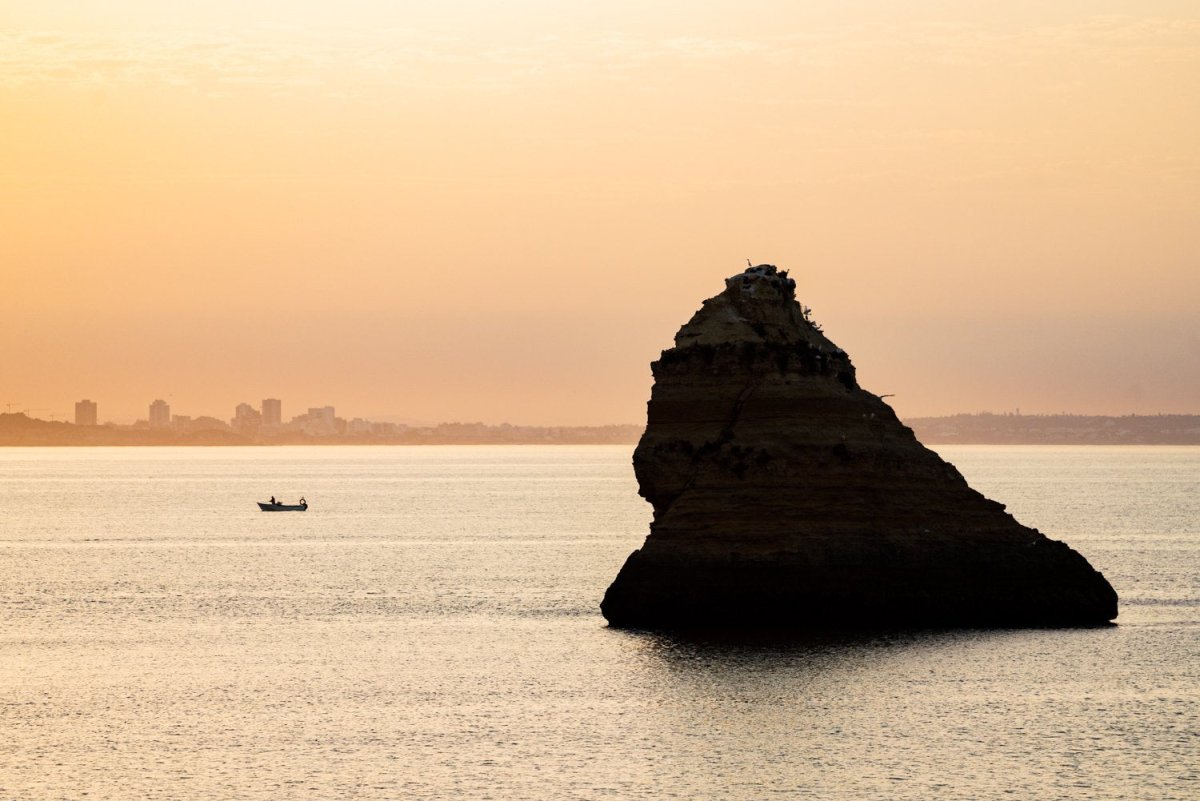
[{"xmin": 258, "ymin": 497, "xmax": 308, "ymax": 512}]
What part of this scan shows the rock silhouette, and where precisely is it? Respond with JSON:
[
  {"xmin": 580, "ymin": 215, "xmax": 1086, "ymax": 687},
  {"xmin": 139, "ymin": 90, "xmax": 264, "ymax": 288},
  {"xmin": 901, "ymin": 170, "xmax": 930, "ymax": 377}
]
[{"xmin": 601, "ymin": 265, "xmax": 1118, "ymax": 629}]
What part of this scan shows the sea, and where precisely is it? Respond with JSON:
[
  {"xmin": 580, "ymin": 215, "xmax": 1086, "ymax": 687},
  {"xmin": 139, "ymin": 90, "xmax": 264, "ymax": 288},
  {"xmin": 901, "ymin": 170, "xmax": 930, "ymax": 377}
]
[{"xmin": 0, "ymin": 445, "xmax": 1196, "ymax": 800}]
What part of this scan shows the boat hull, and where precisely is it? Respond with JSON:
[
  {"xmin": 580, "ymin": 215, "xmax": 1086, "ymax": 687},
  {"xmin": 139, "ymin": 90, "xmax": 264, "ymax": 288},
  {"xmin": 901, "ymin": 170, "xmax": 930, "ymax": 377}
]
[{"xmin": 257, "ymin": 502, "xmax": 308, "ymax": 512}]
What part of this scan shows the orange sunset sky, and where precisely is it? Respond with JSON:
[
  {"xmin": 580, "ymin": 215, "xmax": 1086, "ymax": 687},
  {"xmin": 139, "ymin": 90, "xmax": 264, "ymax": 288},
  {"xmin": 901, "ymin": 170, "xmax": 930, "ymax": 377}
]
[{"xmin": 3, "ymin": 1, "xmax": 1197, "ymax": 425}]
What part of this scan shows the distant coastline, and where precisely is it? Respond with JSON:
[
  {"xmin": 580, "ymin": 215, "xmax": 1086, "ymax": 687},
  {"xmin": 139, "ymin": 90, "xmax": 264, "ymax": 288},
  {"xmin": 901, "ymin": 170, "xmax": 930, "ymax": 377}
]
[
  {"xmin": 2, "ymin": 412, "xmax": 1198, "ymax": 446},
  {"xmin": 906, "ymin": 413, "xmax": 1200, "ymax": 445},
  {"xmin": 0, "ymin": 413, "xmax": 640, "ymax": 446}
]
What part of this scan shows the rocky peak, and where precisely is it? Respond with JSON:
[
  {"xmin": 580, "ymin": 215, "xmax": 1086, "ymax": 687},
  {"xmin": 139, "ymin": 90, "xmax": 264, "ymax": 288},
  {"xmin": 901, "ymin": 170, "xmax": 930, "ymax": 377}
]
[{"xmin": 675, "ymin": 264, "xmax": 833, "ymax": 350}]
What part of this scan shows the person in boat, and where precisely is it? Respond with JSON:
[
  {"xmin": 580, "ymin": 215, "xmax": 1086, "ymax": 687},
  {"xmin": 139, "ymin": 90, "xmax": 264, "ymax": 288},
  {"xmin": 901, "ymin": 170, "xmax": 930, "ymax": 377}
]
[
  {"xmin": 269, "ymin": 496, "xmax": 277, "ymax": 505},
  {"xmin": 299, "ymin": 497, "xmax": 307, "ymax": 508}
]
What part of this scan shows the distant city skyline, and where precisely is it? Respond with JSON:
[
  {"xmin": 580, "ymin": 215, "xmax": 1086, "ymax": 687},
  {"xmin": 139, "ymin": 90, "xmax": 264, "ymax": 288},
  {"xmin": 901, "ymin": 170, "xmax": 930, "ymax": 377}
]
[
  {"xmin": 20, "ymin": 387, "xmax": 1198, "ymax": 430},
  {"xmin": 45, "ymin": 395, "xmax": 451, "ymax": 433},
  {"xmin": 66, "ymin": 396, "xmax": 347, "ymax": 428},
  {"xmin": 29, "ymin": 395, "xmax": 398, "ymax": 438}
]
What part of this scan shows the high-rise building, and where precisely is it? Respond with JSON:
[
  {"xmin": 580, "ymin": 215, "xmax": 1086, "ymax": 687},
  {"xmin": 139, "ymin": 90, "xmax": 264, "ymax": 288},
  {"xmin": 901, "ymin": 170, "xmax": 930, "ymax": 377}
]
[
  {"xmin": 293, "ymin": 405, "xmax": 337, "ymax": 436},
  {"xmin": 149, "ymin": 399, "xmax": 171, "ymax": 429},
  {"xmin": 309, "ymin": 406, "xmax": 336, "ymax": 427},
  {"xmin": 75, "ymin": 399, "xmax": 97, "ymax": 426},
  {"xmin": 262, "ymin": 398, "xmax": 282, "ymax": 427},
  {"xmin": 232, "ymin": 402, "xmax": 262, "ymax": 432}
]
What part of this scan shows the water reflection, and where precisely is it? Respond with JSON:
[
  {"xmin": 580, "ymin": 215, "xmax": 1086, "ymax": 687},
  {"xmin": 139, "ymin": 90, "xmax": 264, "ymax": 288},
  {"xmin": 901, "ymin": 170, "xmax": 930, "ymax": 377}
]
[
  {"xmin": 617, "ymin": 626, "xmax": 1032, "ymax": 682},
  {"xmin": 597, "ymin": 624, "xmax": 1140, "ymax": 800}
]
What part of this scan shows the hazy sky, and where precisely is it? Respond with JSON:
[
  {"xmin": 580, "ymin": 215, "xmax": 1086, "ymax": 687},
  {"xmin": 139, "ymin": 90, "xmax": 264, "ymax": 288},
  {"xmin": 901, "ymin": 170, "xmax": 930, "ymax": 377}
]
[{"xmin": 3, "ymin": 1, "xmax": 1197, "ymax": 424}]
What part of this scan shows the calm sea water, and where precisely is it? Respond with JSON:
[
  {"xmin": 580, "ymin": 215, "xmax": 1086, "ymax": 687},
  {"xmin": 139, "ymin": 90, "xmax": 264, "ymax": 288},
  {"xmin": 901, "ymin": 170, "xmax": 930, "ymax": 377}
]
[{"xmin": 0, "ymin": 445, "xmax": 1196, "ymax": 800}]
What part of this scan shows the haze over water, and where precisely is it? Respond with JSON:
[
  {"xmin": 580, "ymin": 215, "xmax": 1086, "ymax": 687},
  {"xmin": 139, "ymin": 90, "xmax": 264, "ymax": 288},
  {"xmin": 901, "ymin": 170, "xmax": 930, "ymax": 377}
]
[{"xmin": 1, "ymin": 445, "xmax": 1196, "ymax": 800}]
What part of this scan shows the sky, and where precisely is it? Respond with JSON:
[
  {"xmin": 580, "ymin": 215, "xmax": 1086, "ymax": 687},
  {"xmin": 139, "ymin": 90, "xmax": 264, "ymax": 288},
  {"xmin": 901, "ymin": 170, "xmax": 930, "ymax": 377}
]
[{"xmin": 3, "ymin": 1, "xmax": 1197, "ymax": 425}]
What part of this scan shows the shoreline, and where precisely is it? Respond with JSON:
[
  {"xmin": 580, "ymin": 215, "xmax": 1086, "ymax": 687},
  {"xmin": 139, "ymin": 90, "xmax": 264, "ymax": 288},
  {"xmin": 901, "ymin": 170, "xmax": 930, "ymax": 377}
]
[{"xmin": 3, "ymin": 412, "xmax": 1199, "ymax": 447}]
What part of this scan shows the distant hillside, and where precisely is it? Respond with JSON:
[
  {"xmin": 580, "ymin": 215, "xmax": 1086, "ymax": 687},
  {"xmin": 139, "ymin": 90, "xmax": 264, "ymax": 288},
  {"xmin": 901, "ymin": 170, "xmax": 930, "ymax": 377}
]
[
  {"xmin": 0, "ymin": 414, "xmax": 248, "ymax": 446},
  {"xmin": 905, "ymin": 414, "xmax": 1200, "ymax": 445},
  {"xmin": 0, "ymin": 413, "xmax": 641, "ymax": 446},
  {"xmin": 7, "ymin": 411, "xmax": 1197, "ymax": 446}
]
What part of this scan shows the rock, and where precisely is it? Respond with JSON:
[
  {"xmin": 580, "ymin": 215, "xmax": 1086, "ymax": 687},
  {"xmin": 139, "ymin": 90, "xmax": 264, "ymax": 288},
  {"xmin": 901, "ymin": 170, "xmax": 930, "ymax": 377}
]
[{"xmin": 601, "ymin": 265, "xmax": 1118, "ymax": 629}]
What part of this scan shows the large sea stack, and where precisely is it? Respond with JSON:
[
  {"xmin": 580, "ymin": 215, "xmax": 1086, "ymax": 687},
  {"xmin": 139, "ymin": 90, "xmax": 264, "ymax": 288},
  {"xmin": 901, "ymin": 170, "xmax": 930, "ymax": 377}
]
[{"xmin": 601, "ymin": 265, "xmax": 1118, "ymax": 629}]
